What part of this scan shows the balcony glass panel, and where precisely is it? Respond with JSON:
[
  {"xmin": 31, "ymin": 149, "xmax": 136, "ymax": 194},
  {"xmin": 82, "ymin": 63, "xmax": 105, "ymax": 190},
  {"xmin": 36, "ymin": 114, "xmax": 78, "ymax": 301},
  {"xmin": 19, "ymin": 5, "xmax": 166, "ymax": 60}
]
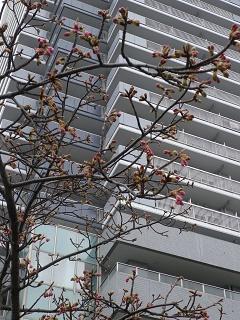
[
  {"xmin": 144, "ymin": 17, "xmax": 240, "ymax": 62},
  {"xmin": 103, "ymin": 263, "xmax": 240, "ymax": 302},
  {"xmin": 183, "ymin": 279, "xmax": 203, "ymax": 292},
  {"xmin": 160, "ymin": 274, "xmax": 179, "ymax": 285},
  {"xmin": 138, "ymin": 268, "xmax": 159, "ymax": 281},
  {"xmin": 204, "ymin": 284, "xmax": 225, "ymax": 297},
  {"xmin": 144, "ymin": 0, "xmax": 229, "ymax": 36},
  {"xmin": 118, "ymin": 263, "xmax": 136, "ymax": 274}
]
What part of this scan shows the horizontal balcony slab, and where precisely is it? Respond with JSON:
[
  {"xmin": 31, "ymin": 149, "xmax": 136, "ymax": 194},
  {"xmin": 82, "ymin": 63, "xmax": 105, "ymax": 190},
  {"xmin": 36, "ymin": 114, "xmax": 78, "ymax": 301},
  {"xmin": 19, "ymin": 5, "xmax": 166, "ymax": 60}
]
[
  {"xmin": 104, "ymin": 195, "xmax": 240, "ymax": 238},
  {"xmin": 99, "ymin": 211, "xmax": 240, "ymax": 280}
]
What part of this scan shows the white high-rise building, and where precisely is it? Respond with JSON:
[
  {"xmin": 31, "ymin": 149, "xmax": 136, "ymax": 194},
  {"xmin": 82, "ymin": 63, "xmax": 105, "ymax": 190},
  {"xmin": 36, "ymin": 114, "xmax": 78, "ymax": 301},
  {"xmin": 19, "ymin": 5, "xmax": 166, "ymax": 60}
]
[{"xmin": 1, "ymin": 0, "xmax": 240, "ymax": 319}]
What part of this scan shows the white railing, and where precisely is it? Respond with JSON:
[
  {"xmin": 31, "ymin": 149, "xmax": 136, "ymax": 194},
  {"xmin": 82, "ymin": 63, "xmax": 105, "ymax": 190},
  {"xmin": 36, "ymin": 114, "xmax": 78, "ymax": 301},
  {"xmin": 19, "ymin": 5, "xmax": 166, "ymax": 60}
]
[
  {"xmin": 113, "ymin": 81, "xmax": 240, "ymax": 133},
  {"xmin": 145, "ymin": 17, "xmax": 240, "ymax": 62},
  {"xmin": 145, "ymin": 0, "xmax": 229, "ymax": 36},
  {"xmin": 153, "ymin": 157, "xmax": 240, "ymax": 195},
  {"xmin": 179, "ymin": 0, "xmax": 235, "ymax": 21},
  {"xmin": 116, "ymin": 113, "xmax": 240, "ymax": 162},
  {"xmin": 177, "ymin": 130, "xmax": 240, "ymax": 161},
  {"xmin": 146, "ymin": 40, "xmax": 240, "ymax": 84},
  {"xmin": 102, "ymin": 262, "xmax": 240, "ymax": 301},
  {"xmin": 149, "ymin": 197, "xmax": 240, "ymax": 232}
]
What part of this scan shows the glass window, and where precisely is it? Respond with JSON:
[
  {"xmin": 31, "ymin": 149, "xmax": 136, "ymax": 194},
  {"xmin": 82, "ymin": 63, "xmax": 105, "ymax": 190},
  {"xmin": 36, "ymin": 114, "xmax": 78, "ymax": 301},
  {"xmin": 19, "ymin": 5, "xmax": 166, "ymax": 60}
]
[
  {"xmin": 31, "ymin": 251, "xmax": 52, "ymax": 284},
  {"xmin": 52, "ymin": 258, "xmax": 76, "ymax": 289},
  {"xmin": 55, "ymin": 227, "xmax": 78, "ymax": 255},
  {"xmin": 33, "ymin": 225, "xmax": 56, "ymax": 253},
  {"xmin": 25, "ymin": 284, "xmax": 49, "ymax": 311}
]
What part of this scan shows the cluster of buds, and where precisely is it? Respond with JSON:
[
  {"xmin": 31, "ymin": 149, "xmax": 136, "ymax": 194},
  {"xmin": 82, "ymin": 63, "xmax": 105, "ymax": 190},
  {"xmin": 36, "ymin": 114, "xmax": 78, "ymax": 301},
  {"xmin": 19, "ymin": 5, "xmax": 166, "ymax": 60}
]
[
  {"xmin": 81, "ymin": 32, "xmax": 100, "ymax": 54},
  {"xmin": 155, "ymin": 169, "xmax": 180, "ymax": 184},
  {"xmin": 113, "ymin": 7, "xmax": 140, "ymax": 26},
  {"xmin": 173, "ymin": 108, "xmax": 194, "ymax": 121},
  {"xmin": 164, "ymin": 149, "xmax": 190, "ymax": 167},
  {"xmin": 133, "ymin": 165, "xmax": 148, "ymax": 192},
  {"xmin": 229, "ymin": 24, "xmax": 240, "ymax": 40},
  {"xmin": 212, "ymin": 53, "xmax": 231, "ymax": 80},
  {"xmin": 169, "ymin": 188, "xmax": 186, "ymax": 206},
  {"xmin": 125, "ymin": 269, "xmax": 136, "ymax": 283},
  {"xmin": 179, "ymin": 152, "xmax": 190, "ymax": 167},
  {"xmin": 0, "ymin": 226, "xmax": 12, "ymax": 237},
  {"xmin": 92, "ymin": 152, "xmax": 105, "ymax": 165},
  {"xmin": 64, "ymin": 21, "xmax": 84, "ymax": 37},
  {"xmin": 43, "ymin": 288, "xmax": 53, "ymax": 298},
  {"xmin": 106, "ymin": 110, "xmax": 122, "ymax": 123},
  {"xmin": 57, "ymin": 302, "xmax": 79, "ymax": 314},
  {"xmin": 174, "ymin": 44, "xmax": 198, "ymax": 59},
  {"xmin": 156, "ymin": 84, "xmax": 175, "ymax": 98},
  {"xmin": 140, "ymin": 140, "xmax": 154, "ymax": 160},
  {"xmin": 121, "ymin": 86, "xmax": 138, "ymax": 101},
  {"xmin": 207, "ymin": 45, "xmax": 214, "ymax": 57},
  {"xmin": 122, "ymin": 292, "xmax": 140, "ymax": 305},
  {"xmin": 58, "ymin": 120, "xmax": 77, "ymax": 139},
  {"xmin": 71, "ymin": 47, "xmax": 92, "ymax": 59},
  {"xmin": 35, "ymin": 38, "xmax": 54, "ymax": 57},
  {"xmin": 20, "ymin": 0, "xmax": 47, "ymax": 11},
  {"xmin": 71, "ymin": 270, "xmax": 101, "ymax": 291},
  {"xmin": 19, "ymin": 257, "xmax": 31, "ymax": 269},
  {"xmin": 98, "ymin": 9, "xmax": 111, "ymax": 20},
  {"xmin": 152, "ymin": 45, "xmax": 171, "ymax": 65},
  {"xmin": 31, "ymin": 233, "xmax": 50, "ymax": 244},
  {"xmin": 64, "ymin": 21, "xmax": 101, "ymax": 54},
  {"xmin": 17, "ymin": 210, "xmax": 25, "ymax": 222}
]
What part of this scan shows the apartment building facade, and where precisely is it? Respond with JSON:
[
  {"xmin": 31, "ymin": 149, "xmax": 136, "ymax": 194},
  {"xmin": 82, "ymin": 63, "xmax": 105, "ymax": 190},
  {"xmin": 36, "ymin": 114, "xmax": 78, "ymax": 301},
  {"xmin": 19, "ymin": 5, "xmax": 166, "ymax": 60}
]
[{"xmin": 1, "ymin": 0, "xmax": 240, "ymax": 319}]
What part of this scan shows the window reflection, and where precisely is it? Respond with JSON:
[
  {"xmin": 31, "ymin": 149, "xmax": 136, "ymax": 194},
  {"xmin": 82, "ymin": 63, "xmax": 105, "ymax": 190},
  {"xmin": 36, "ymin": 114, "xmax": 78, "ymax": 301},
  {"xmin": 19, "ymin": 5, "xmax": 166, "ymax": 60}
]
[{"xmin": 23, "ymin": 224, "xmax": 96, "ymax": 319}]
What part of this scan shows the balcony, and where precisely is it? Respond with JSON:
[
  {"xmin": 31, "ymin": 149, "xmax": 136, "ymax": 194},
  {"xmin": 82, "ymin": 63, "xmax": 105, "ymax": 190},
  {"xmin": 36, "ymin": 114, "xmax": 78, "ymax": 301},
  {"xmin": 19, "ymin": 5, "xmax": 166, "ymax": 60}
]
[
  {"xmin": 108, "ymin": 11, "xmax": 240, "ymax": 71},
  {"xmin": 130, "ymin": 195, "xmax": 240, "ymax": 233},
  {"xmin": 104, "ymin": 112, "xmax": 240, "ymax": 177},
  {"xmin": 111, "ymin": 0, "xmax": 230, "ymax": 47},
  {"xmin": 107, "ymin": 59, "xmax": 240, "ymax": 125},
  {"xmin": 101, "ymin": 262, "xmax": 240, "ymax": 314},
  {"xmin": 107, "ymin": 82, "xmax": 240, "ymax": 149},
  {"xmin": 111, "ymin": 0, "xmax": 237, "ymax": 24},
  {"xmin": 108, "ymin": 32, "xmax": 240, "ymax": 101},
  {"xmin": 178, "ymin": 0, "xmax": 236, "ymax": 21},
  {"xmin": 99, "ymin": 207, "xmax": 240, "ymax": 287},
  {"xmin": 0, "ymin": 118, "xmax": 100, "ymax": 162}
]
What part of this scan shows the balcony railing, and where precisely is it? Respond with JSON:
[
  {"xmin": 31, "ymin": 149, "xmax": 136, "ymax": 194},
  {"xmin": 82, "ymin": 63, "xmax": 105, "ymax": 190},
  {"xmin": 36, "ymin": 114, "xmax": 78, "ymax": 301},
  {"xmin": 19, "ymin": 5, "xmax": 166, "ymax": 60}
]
[
  {"xmin": 133, "ymin": 196, "xmax": 240, "ymax": 232},
  {"xmin": 110, "ymin": 81, "xmax": 240, "ymax": 134},
  {"xmin": 107, "ymin": 112, "xmax": 240, "ymax": 162},
  {"xmin": 102, "ymin": 262, "xmax": 240, "ymax": 301},
  {"xmin": 153, "ymin": 156, "xmax": 240, "ymax": 195},
  {"xmin": 146, "ymin": 40, "xmax": 240, "ymax": 84},
  {"xmin": 144, "ymin": 16, "xmax": 240, "ymax": 62},
  {"xmin": 178, "ymin": 0, "xmax": 235, "ymax": 21},
  {"xmin": 144, "ymin": 0, "xmax": 229, "ymax": 37},
  {"xmin": 107, "ymin": 53, "xmax": 240, "ymax": 114}
]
